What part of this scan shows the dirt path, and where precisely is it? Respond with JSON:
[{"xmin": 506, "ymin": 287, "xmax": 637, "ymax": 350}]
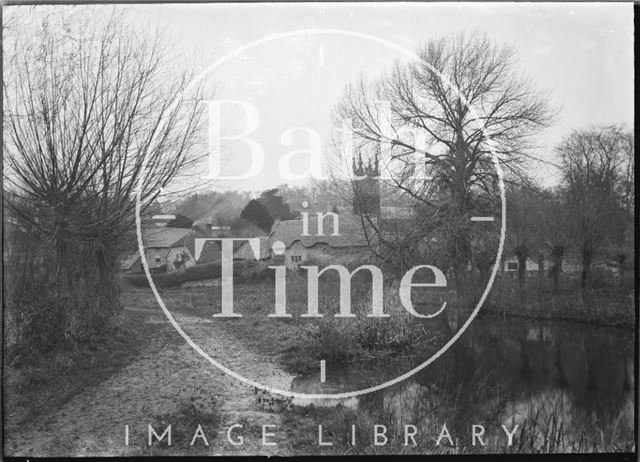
[{"xmin": 5, "ymin": 308, "xmax": 295, "ymax": 457}]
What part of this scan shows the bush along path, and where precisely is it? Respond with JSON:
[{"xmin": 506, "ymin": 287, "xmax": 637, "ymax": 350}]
[{"xmin": 5, "ymin": 308, "xmax": 294, "ymax": 457}]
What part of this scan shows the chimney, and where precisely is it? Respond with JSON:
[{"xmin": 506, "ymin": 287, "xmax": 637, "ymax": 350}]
[{"xmin": 205, "ymin": 222, "xmax": 212, "ymax": 236}]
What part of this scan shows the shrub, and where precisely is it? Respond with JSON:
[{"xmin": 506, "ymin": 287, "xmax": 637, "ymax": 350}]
[
  {"xmin": 234, "ymin": 260, "xmax": 274, "ymax": 283},
  {"xmin": 122, "ymin": 261, "xmax": 275, "ymax": 288},
  {"xmin": 123, "ymin": 271, "xmax": 184, "ymax": 289},
  {"xmin": 588, "ymin": 266, "xmax": 617, "ymax": 289},
  {"xmin": 139, "ymin": 398, "xmax": 222, "ymax": 455},
  {"xmin": 5, "ymin": 230, "xmax": 121, "ymax": 356},
  {"xmin": 308, "ymin": 318, "xmax": 362, "ymax": 362},
  {"xmin": 150, "ymin": 264, "xmax": 168, "ymax": 274},
  {"xmin": 183, "ymin": 262, "xmax": 221, "ymax": 281},
  {"xmin": 295, "ymin": 281, "xmax": 435, "ymax": 363},
  {"xmin": 350, "ymin": 284, "xmax": 433, "ymax": 351}
]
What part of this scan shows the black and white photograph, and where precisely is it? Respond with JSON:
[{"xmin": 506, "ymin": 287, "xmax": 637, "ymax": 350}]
[{"xmin": 1, "ymin": 1, "xmax": 636, "ymax": 458}]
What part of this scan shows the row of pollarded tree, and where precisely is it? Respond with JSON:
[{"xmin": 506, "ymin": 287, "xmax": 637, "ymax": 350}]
[
  {"xmin": 504, "ymin": 126, "xmax": 633, "ymax": 292},
  {"xmin": 327, "ymin": 31, "xmax": 633, "ymax": 304}
]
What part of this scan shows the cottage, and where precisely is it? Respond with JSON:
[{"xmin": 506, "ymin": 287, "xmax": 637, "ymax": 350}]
[
  {"xmin": 561, "ymin": 258, "xmax": 582, "ymax": 273},
  {"xmin": 499, "ymin": 254, "xmax": 610, "ymax": 276},
  {"xmin": 502, "ymin": 256, "xmax": 545, "ymax": 273},
  {"xmin": 502, "ymin": 255, "xmax": 596, "ymax": 274},
  {"xmin": 267, "ymin": 214, "xmax": 372, "ymax": 270},
  {"xmin": 121, "ymin": 227, "xmax": 195, "ymax": 273}
]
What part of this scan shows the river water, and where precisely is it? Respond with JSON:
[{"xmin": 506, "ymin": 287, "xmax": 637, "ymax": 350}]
[{"xmin": 291, "ymin": 316, "xmax": 635, "ymax": 450}]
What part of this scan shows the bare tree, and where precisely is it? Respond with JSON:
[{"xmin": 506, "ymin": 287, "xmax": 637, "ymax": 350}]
[
  {"xmin": 3, "ymin": 7, "xmax": 206, "ymax": 345},
  {"xmin": 608, "ymin": 131, "xmax": 635, "ymax": 285},
  {"xmin": 505, "ymin": 184, "xmax": 543, "ymax": 290},
  {"xmin": 538, "ymin": 187, "xmax": 571, "ymax": 293},
  {"xmin": 333, "ymin": 31, "xmax": 554, "ymax": 302},
  {"xmin": 557, "ymin": 124, "xmax": 633, "ymax": 289}
]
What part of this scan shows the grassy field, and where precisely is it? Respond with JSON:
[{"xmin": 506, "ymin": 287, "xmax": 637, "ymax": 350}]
[{"xmin": 132, "ymin": 273, "xmax": 446, "ymax": 375}]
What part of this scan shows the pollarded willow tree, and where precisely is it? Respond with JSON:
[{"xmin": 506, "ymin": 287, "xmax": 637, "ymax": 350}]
[
  {"xmin": 3, "ymin": 7, "xmax": 206, "ymax": 347},
  {"xmin": 504, "ymin": 184, "xmax": 544, "ymax": 291},
  {"xmin": 538, "ymin": 187, "xmax": 572, "ymax": 293},
  {"xmin": 332, "ymin": 31, "xmax": 554, "ymax": 302}
]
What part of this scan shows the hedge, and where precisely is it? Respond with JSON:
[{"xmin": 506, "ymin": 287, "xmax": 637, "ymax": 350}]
[{"xmin": 123, "ymin": 261, "xmax": 272, "ymax": 289}]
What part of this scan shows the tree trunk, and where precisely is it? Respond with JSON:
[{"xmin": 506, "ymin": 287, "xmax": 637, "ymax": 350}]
[
  {"xmin": 549, "ymin": 245, "xmax": 564, "ymax": 293},
  {"xmin": 94, "ymin": 245, "xmax": 121, "ymax": 318},
  {"xmin": 450, "ymin": 222, "xmax": 472, "ymax": 308},
  {"xmin": 515, "ymin": 249, "xmax": 527, "ymax": 290},
  {"xmin": 452, "ymin": 257, "xmax": 468, "ymax": 305},
  {"xmin": 478, "ymin": 263, "xmax": 489, "ymax": 288},
  {"xmin": 439, "ymin": 311, "xmax": 454, "ymax": 340},
  {"xmin": 581, "ymin": 247, "xmax": 593, "ymax": 289},
  {"xmin": 617, "ymin": 253, "xmax": 627, "ymax": 287},
  {"xmin": 537, "ymin": 253, "xmax": 545, "ymax": 290},
  {"xmin": 450, "ymin": 152, "xmax": 473, "ymax": 308}
]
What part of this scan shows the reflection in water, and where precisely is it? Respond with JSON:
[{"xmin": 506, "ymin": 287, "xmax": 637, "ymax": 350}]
[{"xmin": 291, "ymin": 318, "xmax": 635, "ymax": 450}]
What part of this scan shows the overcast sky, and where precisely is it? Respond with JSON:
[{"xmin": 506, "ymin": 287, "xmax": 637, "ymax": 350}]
[{"xmin": 127, "ymin": 2, "xmax": 634, "ymax": 193}]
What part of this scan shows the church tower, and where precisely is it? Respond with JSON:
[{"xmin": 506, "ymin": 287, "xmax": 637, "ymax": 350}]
[{"xmin": 352, "ymin": 145, "xmax": 381, "ymax": 217}]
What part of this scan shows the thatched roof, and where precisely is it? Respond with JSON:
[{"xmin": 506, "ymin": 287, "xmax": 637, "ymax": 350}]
[
  {"xmin": 268, "ymin": 214, "xmax": 372, "ymax": 249},
  {"xmin": 142, "ymin": 227, "xmax": 194, "ymax": 249}
]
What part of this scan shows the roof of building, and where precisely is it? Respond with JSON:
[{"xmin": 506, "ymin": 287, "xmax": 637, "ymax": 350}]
[
  {"xmin": 142, "ymin": 227, "xmax": 194, "ymax": 248},
  {"xmin": 197, "ymin": 240, "xmax": 223, "ymax": 264},
  {"xmin": 188, "ymin": 235, "xmax": 246, "ymax": 263},
  {"xmin": 268, "ymin": 213, "xmax": 372, "ymax": 249},
  {"xmin": 235, "ymin": 236, "xmax": 271, "ymax": 259},
  {"xmin": 121, "ymin": 253, "xmax": 141, "ymax": 270}
]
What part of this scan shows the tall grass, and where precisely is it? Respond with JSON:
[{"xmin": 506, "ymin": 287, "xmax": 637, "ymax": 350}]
[
  {"xmin": 296, "ymin": 279, "xmax": 439, "ymax": 365},
  {"xmin": 4, "ymin": 230, "xmax": 121, "ymax": 357},
  {"xmin": 282, "ymin": 376, "xmax": 635, "ymax": 455},
  {"xmin": 132, "ymin": 398, "xmax": 222, "ymax": 456}
]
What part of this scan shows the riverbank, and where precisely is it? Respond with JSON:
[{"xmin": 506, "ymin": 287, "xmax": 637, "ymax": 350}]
[
  {"xmin": 280, "ymin": 313, "xmax": 636, "ymax": 455},
  {"xmin": 482, "ymin": 282, "xmax": 634, "ymax": 329}
]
